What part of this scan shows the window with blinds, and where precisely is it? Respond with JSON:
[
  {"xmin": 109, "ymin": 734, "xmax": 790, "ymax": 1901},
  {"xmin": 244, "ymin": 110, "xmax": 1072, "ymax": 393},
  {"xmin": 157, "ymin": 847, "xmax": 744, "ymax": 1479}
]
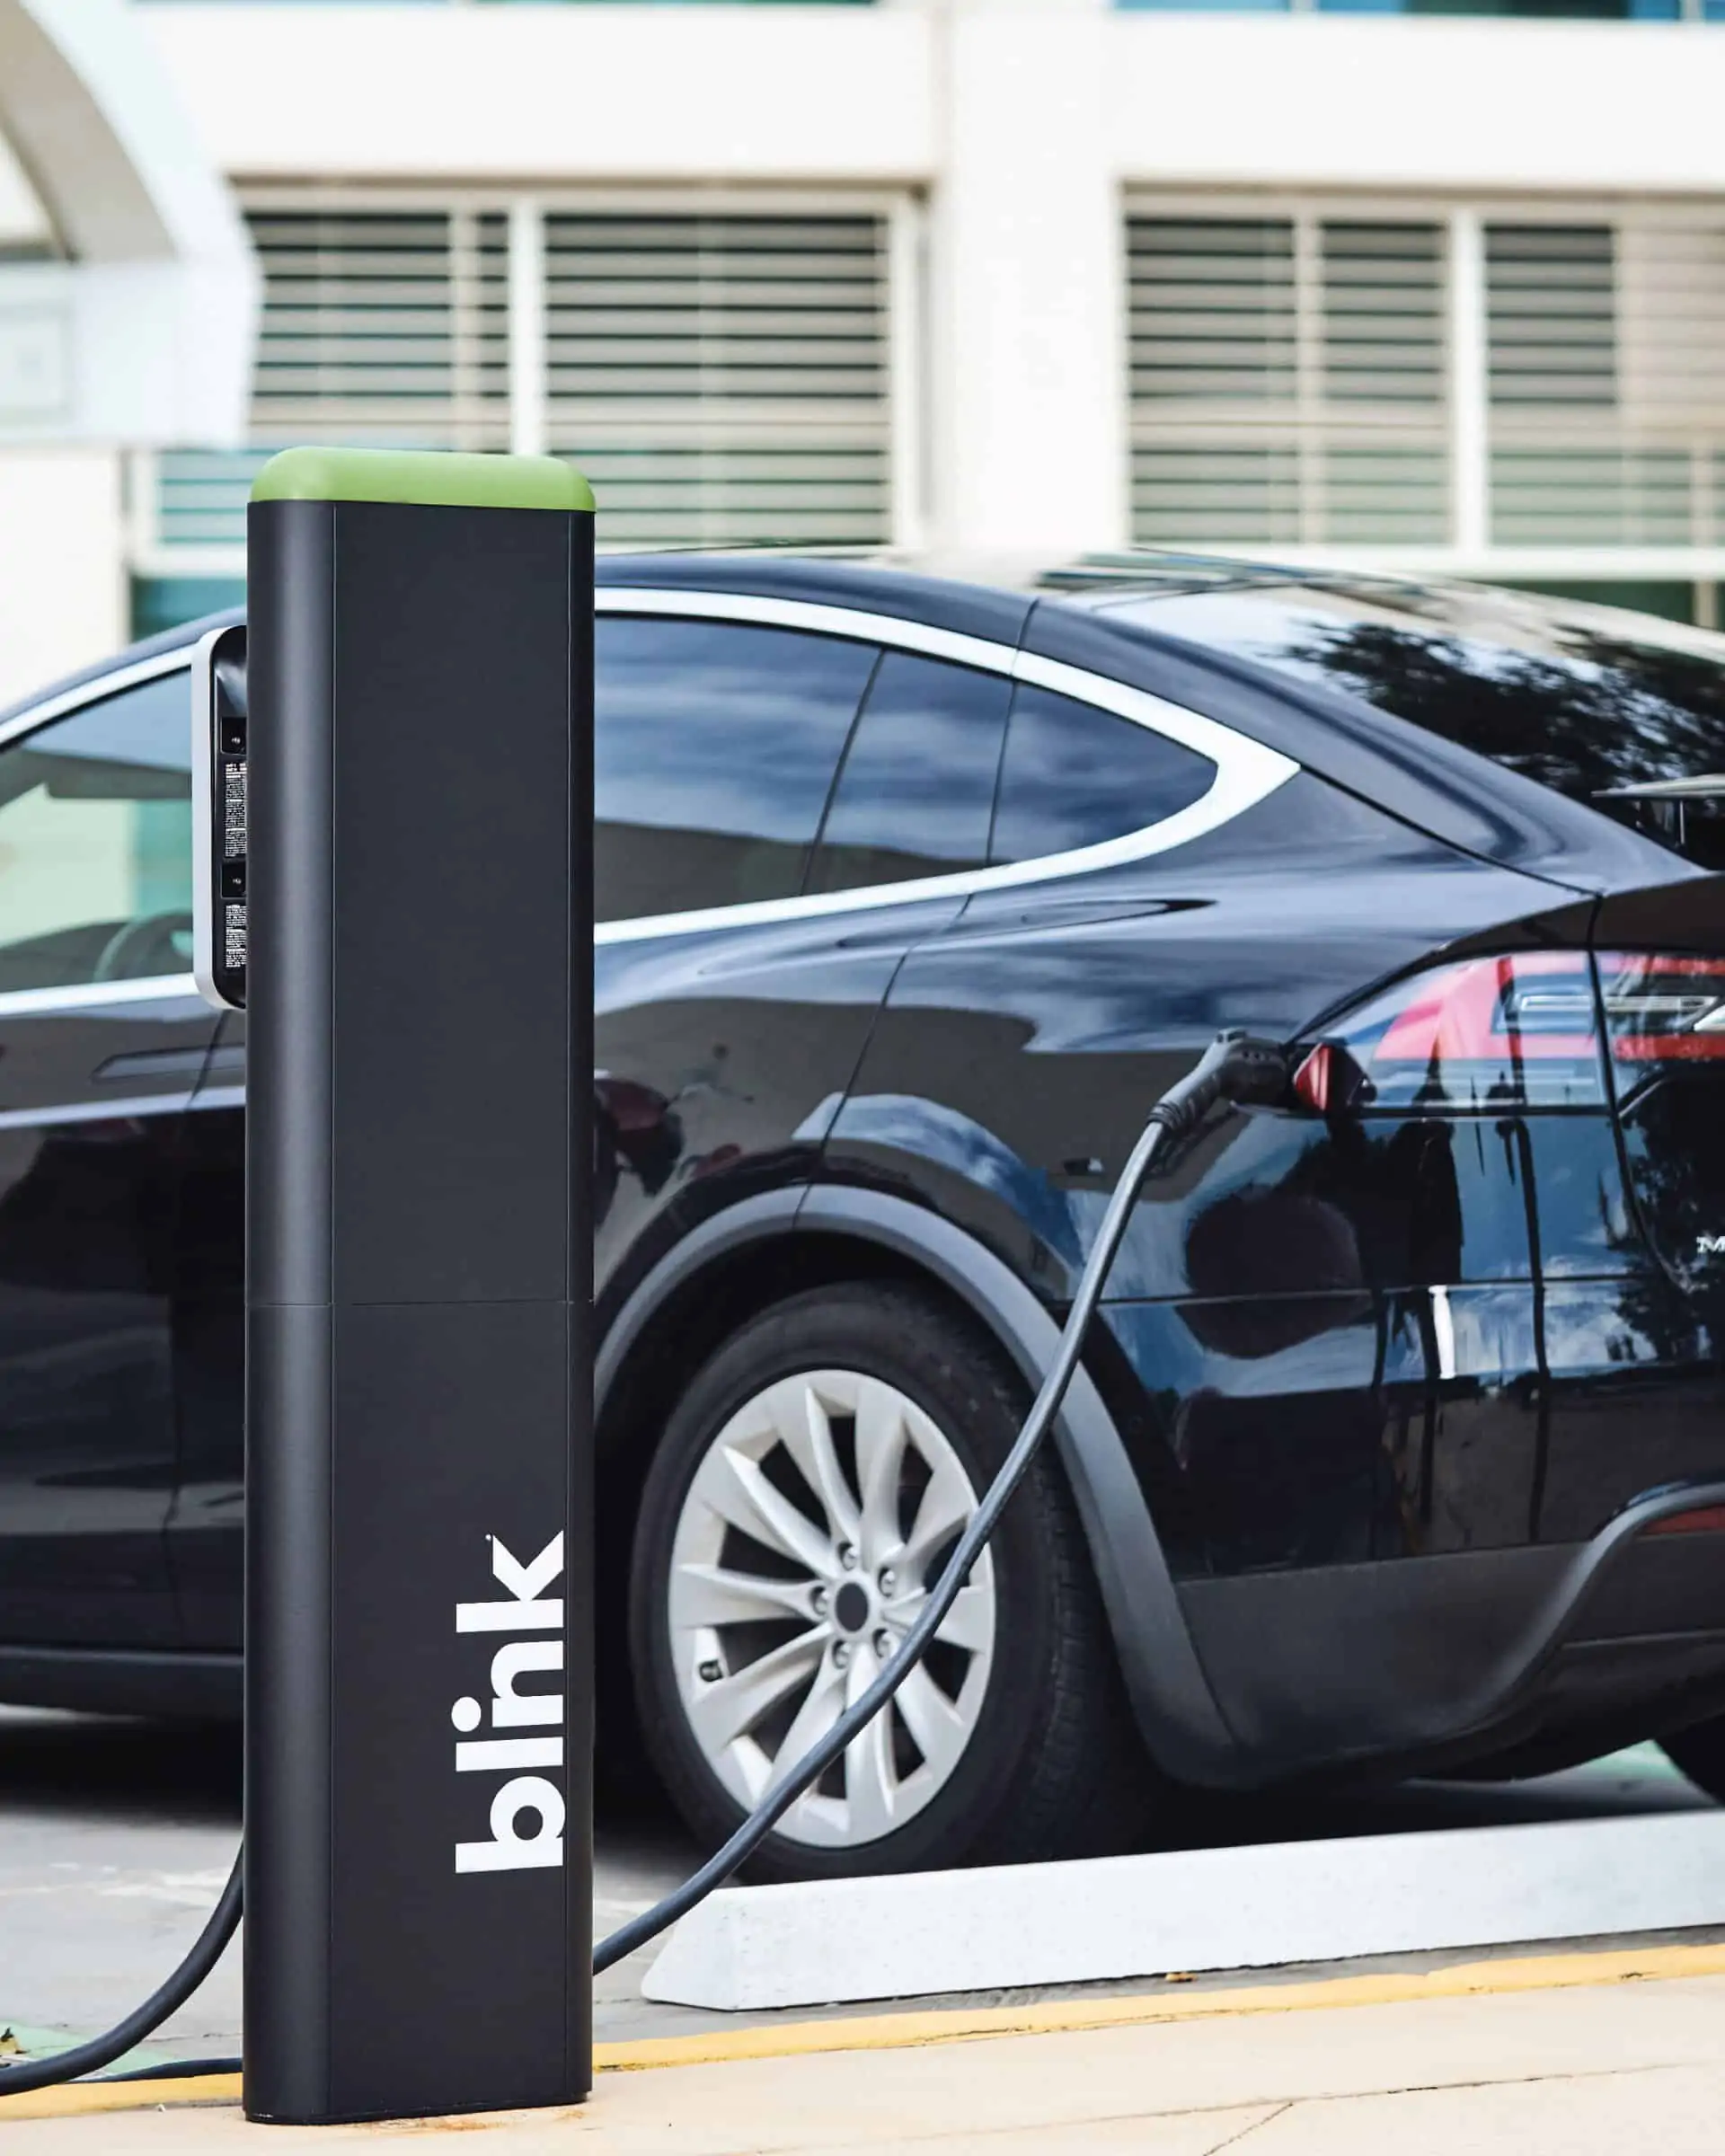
[
  {"xmin": 249, "ymin": 207, "xmax": 511, "ymax": 450},
  {"xmin": 1126, "ymin": 213, "xmax": 1448, "ymax": 549},
  {"xmin": 1127, "ymin": 202, "xmax": 1725, "ymax": 561},
  {"xmin": 142, "ymin": 201, "xmax": 898, "ymax": 561},
  {"xmin": 544, "ymin": 213, "xmax": 892, "ymax": 545},
  {"xmin": 1489, "ymin": 219, "xmax": 1725, "ymax": 547},
  {"xmin": 145, "ymin": 208, "xmax": 511, "ymax": 555}
]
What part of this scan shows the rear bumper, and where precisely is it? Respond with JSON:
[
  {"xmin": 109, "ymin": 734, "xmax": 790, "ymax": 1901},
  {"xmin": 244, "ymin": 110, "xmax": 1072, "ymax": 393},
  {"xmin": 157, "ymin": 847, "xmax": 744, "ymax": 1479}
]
[{"xmin": 1178, "ymin": 1481, "xmax": 1725, "ymax": 1786}]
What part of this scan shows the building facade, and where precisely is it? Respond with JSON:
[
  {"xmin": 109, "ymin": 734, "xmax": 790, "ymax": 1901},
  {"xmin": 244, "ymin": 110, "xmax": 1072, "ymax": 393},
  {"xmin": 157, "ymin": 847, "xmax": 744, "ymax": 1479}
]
[{"xmin": 12, "ymin": 0, "xmax": 1725, "ymax": 699}]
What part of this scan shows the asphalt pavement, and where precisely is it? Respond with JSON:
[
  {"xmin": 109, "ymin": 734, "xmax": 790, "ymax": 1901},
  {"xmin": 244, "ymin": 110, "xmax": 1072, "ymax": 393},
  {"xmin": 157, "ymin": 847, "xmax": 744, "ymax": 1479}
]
[{"xmin": 0, "ymin": 1702, "xmax": 1715, "ymax": 2079}]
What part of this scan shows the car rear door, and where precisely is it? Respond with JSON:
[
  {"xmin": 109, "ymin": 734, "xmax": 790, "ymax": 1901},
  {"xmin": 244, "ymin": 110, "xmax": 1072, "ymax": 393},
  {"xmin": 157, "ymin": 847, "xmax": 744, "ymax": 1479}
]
[
  {"xmin": 0, "ymin": 657, "xmax": 214, "ymax": 1648},
  {"xmin": 592, "ymin": 609, "xmax": 892, "ymax": 1302}
]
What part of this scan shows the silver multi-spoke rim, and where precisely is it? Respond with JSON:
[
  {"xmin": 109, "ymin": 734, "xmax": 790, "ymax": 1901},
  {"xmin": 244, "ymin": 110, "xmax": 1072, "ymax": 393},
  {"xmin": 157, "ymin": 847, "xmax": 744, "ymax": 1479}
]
[{"xmin": 667, "ymin": 1368, "xmax": 996, "ymax": 1849}]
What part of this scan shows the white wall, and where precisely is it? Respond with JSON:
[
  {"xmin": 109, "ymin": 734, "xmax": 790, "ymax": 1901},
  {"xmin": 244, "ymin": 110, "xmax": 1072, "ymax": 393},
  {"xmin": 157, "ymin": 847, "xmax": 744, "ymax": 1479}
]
[
  {"xmin": 146, "ymin": 3, "xmax": 1725, "ymax": 197},
  {"xmin": 1107, "ymin": 15, "xmax": 1725, "ymax": 195},
  {"xmin": 0, "ymin": 446, "xmax": 125, "ymax": 706},
  {"xmin": 932, "ymin": 0, "xmax": 1128, "ymax": 552},
  {"xmin": 0, "ymin": 0, "xmax": 257, "ymax": 448},
  {"xmin": 143, "ymin": 4, "xmax": 933, "ymax": 181}
]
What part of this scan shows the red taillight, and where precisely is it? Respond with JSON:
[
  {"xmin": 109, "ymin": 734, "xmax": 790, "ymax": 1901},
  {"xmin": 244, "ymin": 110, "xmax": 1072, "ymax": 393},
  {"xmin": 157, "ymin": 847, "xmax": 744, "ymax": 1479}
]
[
  {"xmin": 1376, "ymin": 953, "xmax": 1596, "ymax": 1069},
  {"xmin": 1304, "ymin": 951, "xmax": 1604, "ymax": 1113},
  {"xmin": 1298, "ymin": 950, "xmax": 1725, "ymax": 1116},
  {"xmin": 1595, "ymin": 952, "xmax": 1725, "ymax": 1077},
  {"xmin": 1647, "ymin": 1504, "xmax": 1725, "ymax": 1537}
]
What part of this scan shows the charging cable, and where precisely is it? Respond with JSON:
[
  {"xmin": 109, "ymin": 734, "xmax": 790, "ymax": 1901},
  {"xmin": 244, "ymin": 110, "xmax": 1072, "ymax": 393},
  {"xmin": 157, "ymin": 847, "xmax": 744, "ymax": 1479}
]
[
  {"xmin": 0, "ymin": 1029, "xmax": 1287, "ymax": 2090},
  {"xmin": 0, "ymin": 1859, "xmax": 243, "ymax": 2093},
  {"xmin": 594, "ymin": 1029, "xmax": 1289, "ymax": 1969}
]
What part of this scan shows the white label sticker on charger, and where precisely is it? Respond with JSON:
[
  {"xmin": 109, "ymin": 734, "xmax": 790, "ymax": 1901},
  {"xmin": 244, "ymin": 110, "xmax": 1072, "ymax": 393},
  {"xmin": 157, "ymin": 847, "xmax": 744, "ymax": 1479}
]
[{"xmin": 223, "ymin": 763, "xmax": 246, "ymax": 859}]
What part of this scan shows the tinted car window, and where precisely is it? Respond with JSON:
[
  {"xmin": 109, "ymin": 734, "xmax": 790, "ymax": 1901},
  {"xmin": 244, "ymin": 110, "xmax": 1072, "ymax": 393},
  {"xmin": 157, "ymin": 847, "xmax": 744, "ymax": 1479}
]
[
  {"xmin": 0, "ymin": 671, "xmax": 193, "ymax": 994},
  {"xmin": 595, "ymin": 617, "xmax": 877, "ymax": 923},
  {"xmin": 808, "ymin": 652, "xmax": 1011, "ymax": 896},
  {"xmin": 988, "ymin": 685, "xmax": 1216, "ymax": 866},
  {"xmin": 1110, "ymin": 584, "xmax": 1725, "ymax": 870}
]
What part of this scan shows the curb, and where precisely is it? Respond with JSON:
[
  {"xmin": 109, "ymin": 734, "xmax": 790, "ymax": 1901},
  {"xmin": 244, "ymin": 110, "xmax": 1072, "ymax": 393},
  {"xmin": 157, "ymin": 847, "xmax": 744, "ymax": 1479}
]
[{"xmin": 5, "ymin": 1938, "xmax": 1725, "ymax": 2124}]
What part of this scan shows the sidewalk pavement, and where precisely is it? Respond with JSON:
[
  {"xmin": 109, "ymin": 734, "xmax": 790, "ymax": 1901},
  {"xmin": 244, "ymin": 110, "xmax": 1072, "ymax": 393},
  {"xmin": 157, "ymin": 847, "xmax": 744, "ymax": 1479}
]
[{"xmin": 4, "ymin": 1944, "xmax": 1725, "ymax": 2152}]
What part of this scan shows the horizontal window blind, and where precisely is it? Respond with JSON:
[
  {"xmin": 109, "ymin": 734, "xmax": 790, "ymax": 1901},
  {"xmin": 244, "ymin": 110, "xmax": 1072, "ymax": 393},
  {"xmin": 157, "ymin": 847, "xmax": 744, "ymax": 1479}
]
[
  {"xmin": 147, "ymin": 207, "xmax": 511, "ymax": 553},
  {"xmin": 249, "ymin": 207, "xmax": 511, "ymax": 448},
  {"xmin": 544, "ymin": 213, "xmax": 892, "ymax": 545},
  {"xmin": 1490, "ymin": 218, "xmax": 1725, "ymax": 546},
  {"xmin": 1126, "ymin": 213, "xmax": 1448, "ymax": 548}
]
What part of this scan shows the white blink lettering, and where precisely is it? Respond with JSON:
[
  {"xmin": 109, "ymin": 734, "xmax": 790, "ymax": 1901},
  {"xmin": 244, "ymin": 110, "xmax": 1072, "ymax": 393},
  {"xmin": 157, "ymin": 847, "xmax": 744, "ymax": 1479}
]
[{"xmin": 454, "ymin": 1530, "xmax": 567, "ymax": 1874}]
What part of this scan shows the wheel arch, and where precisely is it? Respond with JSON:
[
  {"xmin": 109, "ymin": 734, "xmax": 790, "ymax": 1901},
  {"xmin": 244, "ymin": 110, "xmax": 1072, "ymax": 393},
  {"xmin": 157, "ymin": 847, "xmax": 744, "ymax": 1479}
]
[{"xmin": 594, "ymin": 1185, "xmax": 1247, "ymax": 1786}]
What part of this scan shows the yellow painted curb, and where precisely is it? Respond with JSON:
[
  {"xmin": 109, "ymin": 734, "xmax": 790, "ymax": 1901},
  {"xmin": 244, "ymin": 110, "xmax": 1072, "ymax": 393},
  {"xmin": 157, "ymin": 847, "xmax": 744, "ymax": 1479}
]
[
  {"xmin": 6, "ymin": 1939, "xmax": 1725, "ymax": 2123},
  {"xmin": 0, "ymin": 2072, "xmax": 243, "ymax": 2124},
  {"xmin": 592, "ymin": 1938, "xmax": 1725, "ymax": 2072}
]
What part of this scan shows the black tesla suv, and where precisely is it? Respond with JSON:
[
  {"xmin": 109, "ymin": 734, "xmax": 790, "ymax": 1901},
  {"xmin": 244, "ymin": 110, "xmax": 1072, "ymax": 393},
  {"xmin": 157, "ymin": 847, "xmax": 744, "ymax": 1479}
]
[{"xmin": 3, "ymin": 551, "xmax": 1725, "ymax": 1879}]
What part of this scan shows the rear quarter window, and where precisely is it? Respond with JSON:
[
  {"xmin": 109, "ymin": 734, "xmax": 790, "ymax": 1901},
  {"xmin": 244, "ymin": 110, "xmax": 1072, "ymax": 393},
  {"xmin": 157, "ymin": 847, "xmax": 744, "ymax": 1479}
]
[
  {"xmin": 988, "ymin": 685, "xmax": 1215, "ymax": 866},
  {"xmin": 1114, "ymin": 586, "xmax": 1725, "ymax": 870}
]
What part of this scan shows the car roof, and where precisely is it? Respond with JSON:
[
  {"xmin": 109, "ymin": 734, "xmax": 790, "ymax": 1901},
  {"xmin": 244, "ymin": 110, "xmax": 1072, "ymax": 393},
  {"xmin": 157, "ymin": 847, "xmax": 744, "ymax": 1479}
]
[
  {"xmin": 2, "ymin": 545, "xmax": 1688, "ymax": 895},
  {"xmin": 8, "ymin": 543, "xmax": 1717, "ymax": 734}
]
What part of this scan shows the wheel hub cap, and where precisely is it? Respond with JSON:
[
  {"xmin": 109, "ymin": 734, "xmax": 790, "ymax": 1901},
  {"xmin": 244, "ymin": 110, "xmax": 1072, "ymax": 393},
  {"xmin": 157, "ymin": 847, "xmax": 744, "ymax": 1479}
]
[{"xmin": 666, "ymin": 1367, "xmax": 998, "ymax": 1850}]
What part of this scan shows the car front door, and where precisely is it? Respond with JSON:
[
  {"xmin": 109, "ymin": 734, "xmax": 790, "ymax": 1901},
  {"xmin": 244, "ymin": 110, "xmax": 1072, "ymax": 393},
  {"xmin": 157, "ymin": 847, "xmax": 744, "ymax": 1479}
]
[{"xmin": 0, "ymin": 658, "xmax": 214, "ymax": 1649}]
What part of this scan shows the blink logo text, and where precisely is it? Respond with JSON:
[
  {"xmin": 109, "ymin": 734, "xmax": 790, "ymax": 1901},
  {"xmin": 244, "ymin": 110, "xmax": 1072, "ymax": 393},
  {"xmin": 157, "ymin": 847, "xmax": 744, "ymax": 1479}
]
[{"xmin": 453, "ymin": 1530, "xmax": 566, "ymax": 1874}]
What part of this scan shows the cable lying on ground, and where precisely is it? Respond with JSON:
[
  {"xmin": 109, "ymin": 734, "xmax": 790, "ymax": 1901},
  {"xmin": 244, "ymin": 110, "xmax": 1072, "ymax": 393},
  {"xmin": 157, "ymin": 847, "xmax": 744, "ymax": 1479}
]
[{"xmin": 0, "ymin": 1853, "xmax": 243, "ymax": 2095}]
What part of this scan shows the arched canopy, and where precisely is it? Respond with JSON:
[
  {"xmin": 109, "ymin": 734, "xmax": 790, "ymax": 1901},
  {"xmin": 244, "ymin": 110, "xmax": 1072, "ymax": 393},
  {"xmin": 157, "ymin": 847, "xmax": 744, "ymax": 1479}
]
[{"xmin": 0, "ymin": 0, "xmax": 257, "ymax": 446}]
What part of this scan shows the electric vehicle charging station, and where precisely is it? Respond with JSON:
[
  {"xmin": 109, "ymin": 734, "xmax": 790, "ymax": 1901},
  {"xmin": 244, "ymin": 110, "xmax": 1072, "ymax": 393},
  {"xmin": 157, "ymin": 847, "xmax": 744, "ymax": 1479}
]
[
  {"xmin": 16, "ymin": 446, "xmax": 1725, "ymax": 2127},
  {"xmin": 197, "ymin": 446, "xmax": 597, "ymax": 2126}
]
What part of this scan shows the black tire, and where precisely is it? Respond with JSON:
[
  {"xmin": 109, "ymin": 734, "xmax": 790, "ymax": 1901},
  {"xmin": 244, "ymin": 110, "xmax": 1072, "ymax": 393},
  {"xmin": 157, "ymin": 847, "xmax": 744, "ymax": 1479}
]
[
  {"xmin": 628, "ymin": 1281, "xmax": 1154, "ymax": 1882},
  {"xmin": 1663, "ymin": 1718, "xmax": 1725, "ymax": 1803}
]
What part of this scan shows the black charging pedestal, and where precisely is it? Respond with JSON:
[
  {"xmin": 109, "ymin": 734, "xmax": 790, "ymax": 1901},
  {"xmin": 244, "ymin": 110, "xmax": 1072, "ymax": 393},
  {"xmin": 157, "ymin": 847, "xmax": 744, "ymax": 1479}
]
[{"xmin": 235, "ymin": 447, "xmax": 594, "ymax": 2125}]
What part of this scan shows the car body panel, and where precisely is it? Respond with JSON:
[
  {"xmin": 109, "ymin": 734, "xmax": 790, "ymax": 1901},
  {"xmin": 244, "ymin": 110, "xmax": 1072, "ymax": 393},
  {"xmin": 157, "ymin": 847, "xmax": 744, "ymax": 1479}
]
[
  {"xmin": 164, "ymin": 1016, "xmax": 244, "ymax": 1647},
  {"xmin": 2, "ymin": 553, "xmax": 1724, "ymax": 1801},
  {"xmin": 594, "ymin": 898, "xmax": 961, "ymax": 1323},
  {"xmin": 0, "ymin": 980, "xmax": 214, "ymax": 1648}
]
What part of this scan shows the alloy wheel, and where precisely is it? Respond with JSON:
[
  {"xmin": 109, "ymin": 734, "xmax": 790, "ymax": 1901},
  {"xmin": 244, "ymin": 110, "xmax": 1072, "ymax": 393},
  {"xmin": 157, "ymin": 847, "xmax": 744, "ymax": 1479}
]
[{"xmin": 666, "ymin": 1367, "xmax": 997, "ymax": 1848}]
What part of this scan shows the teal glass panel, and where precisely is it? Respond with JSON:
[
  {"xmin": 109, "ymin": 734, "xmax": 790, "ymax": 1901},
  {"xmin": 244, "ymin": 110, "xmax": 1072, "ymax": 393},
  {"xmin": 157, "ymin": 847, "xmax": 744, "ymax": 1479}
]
[{"xmin": 130, "ymin": 577, "xmax": 247, "ymax": 642}]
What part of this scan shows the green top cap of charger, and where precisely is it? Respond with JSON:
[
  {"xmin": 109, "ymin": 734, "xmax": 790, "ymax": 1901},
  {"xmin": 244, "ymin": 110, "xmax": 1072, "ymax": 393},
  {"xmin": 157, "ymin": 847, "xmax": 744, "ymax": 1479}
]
[{"xmin": 251, "ymin": 446, "xmax": 595, "ymax": 514}]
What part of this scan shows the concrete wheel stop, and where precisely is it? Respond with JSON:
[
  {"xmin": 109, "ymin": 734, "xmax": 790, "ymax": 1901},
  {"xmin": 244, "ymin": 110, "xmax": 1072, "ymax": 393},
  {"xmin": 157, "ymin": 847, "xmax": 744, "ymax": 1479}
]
[{"xmin": 643, "ymin": 1811, "xmax": 1725, "ymax": 2010}]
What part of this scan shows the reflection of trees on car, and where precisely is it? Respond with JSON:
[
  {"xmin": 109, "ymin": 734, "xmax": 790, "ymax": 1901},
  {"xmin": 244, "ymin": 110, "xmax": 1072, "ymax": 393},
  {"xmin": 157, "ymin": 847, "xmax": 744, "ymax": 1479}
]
[{"xmin": 1278, "ymin": 618, "xmax": 1725, "ymax": 868}]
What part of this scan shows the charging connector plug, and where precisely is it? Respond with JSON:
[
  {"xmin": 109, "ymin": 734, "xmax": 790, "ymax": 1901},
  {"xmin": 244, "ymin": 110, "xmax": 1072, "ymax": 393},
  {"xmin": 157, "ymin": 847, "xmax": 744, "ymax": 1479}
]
[{"xmin": 1146, "ymin": 1030, "xmax": 1293, "ymax": 1143}]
